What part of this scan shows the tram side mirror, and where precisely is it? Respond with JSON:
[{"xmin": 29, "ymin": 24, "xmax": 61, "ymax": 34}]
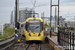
[
  {"xmin": 21, "ymin": 24, "xmax": 23, "ymax": 27},
  {"xmin": 25, "ymin": 23, "xmax": 28, "ymax": 30}
]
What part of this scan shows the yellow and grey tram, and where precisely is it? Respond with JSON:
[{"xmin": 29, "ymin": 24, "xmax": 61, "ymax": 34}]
[{"xmin": 24, "ymin": 18, "xmax": 43, "ymax": 41}]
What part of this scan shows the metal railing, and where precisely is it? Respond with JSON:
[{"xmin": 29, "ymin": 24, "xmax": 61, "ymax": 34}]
[
  {"xmin": 58, "ymin": 30, "xmax": 74, "ymax": 50},
  {"xmin": 0, "ymin": 36, "xmax": 15, "ymax": 50}
]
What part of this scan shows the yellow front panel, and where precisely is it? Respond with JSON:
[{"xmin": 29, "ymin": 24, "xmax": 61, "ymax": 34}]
[
  {"xmin": 30, "ymin": 33, "xmax": 39, "ymax": 37},
  {"xmin": 24, "ymin": 29, "xmax": 44, "ymax": 41},
  {"xmin": 24, "ymin": 18, "xmax": 43, "ymax": 41},
  {"xmin": 26, "ymin": 36, "xmax": 43, "ymax": 41}
]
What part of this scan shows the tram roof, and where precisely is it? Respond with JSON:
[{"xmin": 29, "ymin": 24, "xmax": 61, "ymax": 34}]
[{"xmin": 25, "ymin": 18, "xmax": 43, "ymax": 23}]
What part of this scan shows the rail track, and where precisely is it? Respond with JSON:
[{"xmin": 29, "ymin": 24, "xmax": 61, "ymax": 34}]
[
  {"xmin": 0, "ymin": 36, "xmax": 15, "ymax": 50},
  {"xmin": 6, "ymin": 40, "xmax": 53, "ymax": 50},
  {"xmin": 25, "ymin": 43, "xmax": 41, "ymax": 50},
  {"xmin": 6, "ymin": 42, "xmax": 41, "ymax": 50},
  {"xmin": 5, "ymin": 33, "xmax": 53, "ymax": 50}
]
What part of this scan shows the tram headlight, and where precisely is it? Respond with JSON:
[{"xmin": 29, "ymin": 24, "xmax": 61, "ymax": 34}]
[
  {"xmin": 29, "ymin": 33, "xmax": 31, "ymax": 36},
  {"xmin": 38, "ymin": 33, "xmax": 40, "ymax": 36}
]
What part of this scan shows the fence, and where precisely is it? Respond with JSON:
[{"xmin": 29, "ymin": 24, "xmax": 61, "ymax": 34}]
[
  {"xmin": 59, "ymin": 30, "xmax": 74, "ymax": 50},
  {"xmin": 0, "ymin": 36, "xmax": 15, "ymax": 50}
]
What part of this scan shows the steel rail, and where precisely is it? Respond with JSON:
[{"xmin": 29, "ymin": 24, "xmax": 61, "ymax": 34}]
[
  {"xmin": 38, "ymin": 43, "xmax": 41, "ymax": 50},
  {"xmin": 25, "ymin": 44, "xmax": 30, "ymax": 50},
  {"xmin": 0, "ymin": 36, "xmax": 15, "ymax": 50},
  {"xmin": 24, "ymin": 43, "xmax": 41, "ymax": 50}
]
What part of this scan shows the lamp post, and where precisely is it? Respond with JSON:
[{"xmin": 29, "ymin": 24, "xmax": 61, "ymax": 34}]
[
  {"xmin": 58, "ymin": 0, "xmax": 60, "ymax": 43},
  {"xmin": 15, "ymin": 0, "xmax": 18, "ymax": 34},
  {"xmin": 50, "ymin": 0, "xmax": 52, "ymax": 37},
  {"xmin": 50, "ymin": 0, "xmax": 60, "ymax": 43},
  {"xmin": 15, "ymin": 0, "xmax": 17, "ymax": 28}
]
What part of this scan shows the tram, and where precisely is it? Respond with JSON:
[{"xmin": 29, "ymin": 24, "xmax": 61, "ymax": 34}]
[{"xmin": 24, "ymin": 18, "xmax": 43, "ymax": 41}]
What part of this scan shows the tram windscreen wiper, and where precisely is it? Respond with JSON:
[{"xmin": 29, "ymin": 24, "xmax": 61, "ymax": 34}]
[
  {"xmin": 34, "ymin": 26, "xmax": 40, "ymax": 30},
  {"xmin": 33, "ymin": 26, "xmax": 40, "ymax": 32}
]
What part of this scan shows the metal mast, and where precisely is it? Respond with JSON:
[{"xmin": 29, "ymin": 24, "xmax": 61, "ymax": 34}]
[
  {"xmin": 50, "ymin": 0, "xmax": 60, "ymax": 43},
  {"xmin": 15, "ymin": 0, "xmax": 17, "ymax": 28}
]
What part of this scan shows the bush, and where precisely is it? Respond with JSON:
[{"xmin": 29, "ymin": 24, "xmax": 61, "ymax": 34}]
[
  {"xmin": 4, "ymin": 25, "xmax": 8, "ymax": 30},
  {"xmin": 0, "ymin": 33, "xmax": 2, "ymax": 39},
  {"xmin": 59, "ymin": 27, "xmax": 74, "ymax": 31},
  {"xmin": 0, "ymin": 27, "xmax": 15, "ymax": 39},
  {"xmin": 44, "ymin": 24, "xmax": 50, "ymax": 29},
  {"xmin": 71, "ymin": 27, "xmax": 74, "ymax": 30}
]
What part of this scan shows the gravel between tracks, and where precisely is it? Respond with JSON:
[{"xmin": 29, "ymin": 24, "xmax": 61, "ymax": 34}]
[{"xmin": 5, "ymin": 34, "xmax": 54, "ymax": 50}]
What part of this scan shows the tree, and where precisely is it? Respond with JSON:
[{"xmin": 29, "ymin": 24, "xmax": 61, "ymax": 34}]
[{"xmin": 44, "ymin": 24, "xmax": 50, "ymax": 29}]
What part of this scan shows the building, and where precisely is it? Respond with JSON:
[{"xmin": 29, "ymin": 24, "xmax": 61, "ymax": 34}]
[
  {"xmin": 10, "ymin": 11, "xmax": 14, "ymax": 28},
  {"xmin": 74, "ymin": 16, "xmax": 75, "ymax": 20},
  {"xmin": 61, "ymin": 20, "xmax": 75, "ymax": 27},
  {"xmin": 0, "ymin": 23, "xmax": 10, "ymax": 35},
  {"xmin": 10, "ymin": 8, "xmax": 35, "ymax": 27},
  {"xmin": 41, "ymin": 16, "xmax": 65, "ymax": 27},
  {"xmin": 19, "ymin": 8, "xmax": 35, "ymax": 22}
]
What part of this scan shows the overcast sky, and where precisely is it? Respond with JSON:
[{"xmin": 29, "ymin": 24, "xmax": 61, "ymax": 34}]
[{"xmin": 0, "ymin": 0, "xmax": 75, "ymax": 23}]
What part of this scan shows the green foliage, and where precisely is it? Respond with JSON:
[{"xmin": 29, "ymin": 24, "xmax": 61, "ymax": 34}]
[
  {"xmin": 0, "ymin": 33, "xmax": 2, "ymax": 39},
  {"xmin": 70, "ymin": 27, "xmax": 74, "ymax": 30},
  {"xmin": 44, "ymin": 24, "xmax": 50, "ymax": 29},
  {"xmin": 59, "ymin": 27, "xmax": 74, "ymax": 31},
  {"xmin": 59, "ymin": 27, "xmax": 65, "ymax": 30},
  {"xmin": 4, "ymin": 25, "xmax": 7, "ymax": 30},
  {"xmin": 0, "ymin": 32, "xmax": 1, "ymax": 35},
  {"xmin": 0, "ymin": 27, "xmax": 15, "ymax": 39}
]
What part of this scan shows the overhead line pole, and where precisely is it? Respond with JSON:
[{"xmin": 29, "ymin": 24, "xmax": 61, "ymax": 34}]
[
  {"xmin": 43, "ymin": 12, "xmax": 44, "ymax": 22},
  {"xmin": 50, "ymin": 0, "xmax": 52, "ymax": 37},
  {"xmin": 58, "ymin": 0, "xmax": 60, "ymax": 43},
  {"xmin": 50, "ymin": 0, "xmax": 60, "ymax": 43},
  {"xmin": 15, "ymin": 0, "xmax": 17, "ymax": 33},
  {"xmin": 54, "ymin": 7, "xmax": 57, "ymax": 33},
  {"xmin": 43, "ymin": 12, "xmax": 44, "ymax": 30}
]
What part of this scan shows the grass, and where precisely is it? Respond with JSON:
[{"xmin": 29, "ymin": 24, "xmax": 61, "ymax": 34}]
[{"xmin": 0, "ymin": 27, "xmax": 15, "ymax": 40}]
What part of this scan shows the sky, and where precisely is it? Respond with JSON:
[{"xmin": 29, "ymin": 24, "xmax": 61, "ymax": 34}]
[{"xmin": 0, "ymin": 0, "xmax": 75, "ymax": 23}]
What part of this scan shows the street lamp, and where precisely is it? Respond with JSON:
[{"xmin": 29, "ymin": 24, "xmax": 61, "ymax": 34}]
[{"xmin": 50, "ymin": 0, "xmax": 52, "ymax": 37}]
